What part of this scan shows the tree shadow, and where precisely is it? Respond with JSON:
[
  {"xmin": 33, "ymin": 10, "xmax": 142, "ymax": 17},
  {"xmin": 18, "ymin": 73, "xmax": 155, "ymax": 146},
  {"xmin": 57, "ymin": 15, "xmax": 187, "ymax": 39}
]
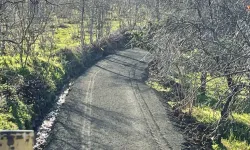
[
  {"xmin": 105, "ymin": 57, "xmax": 145, "ymax": 71},
  {"xmin": 223, "ymin": 121, "xmax": 250, "ymax": 145},
  {"xmin": 44, "ymin": 94, "xmax": 142, "ymax": 150},
  {"xmin": 197, "ymin": 93, "xmax": 218, "ymax": 107},
  {"xmin": 114, "ymin": 53, "xmax": 146, "ymax": 63}
]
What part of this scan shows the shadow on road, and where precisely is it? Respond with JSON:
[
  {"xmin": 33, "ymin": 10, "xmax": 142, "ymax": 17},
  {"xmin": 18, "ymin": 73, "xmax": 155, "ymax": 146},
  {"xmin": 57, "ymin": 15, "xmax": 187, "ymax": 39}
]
[
  {"xmin": 113, "ymin": 53, "xmax": 146, "ymax": 63},
  {"xmin": 105, "ymin": 57, "xmax": 145, "ymax": 71},
  {"xmin": 45, "ymin": 92, "xmax": 142, "ymax": 150},
  {"xmin": 45, "ymin": 50, "xmax": 187, "ymax": 150}
]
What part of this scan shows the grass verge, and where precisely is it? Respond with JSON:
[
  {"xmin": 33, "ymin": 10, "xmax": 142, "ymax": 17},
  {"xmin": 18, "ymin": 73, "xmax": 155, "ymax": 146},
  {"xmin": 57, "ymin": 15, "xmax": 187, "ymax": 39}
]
[
  {"xmin": 147, "ymin": 80, "xmax": 250, "ymax": 150},
  {"xmin": 0, "ymin": 20, "xmax": 133, "ymax": 130}
]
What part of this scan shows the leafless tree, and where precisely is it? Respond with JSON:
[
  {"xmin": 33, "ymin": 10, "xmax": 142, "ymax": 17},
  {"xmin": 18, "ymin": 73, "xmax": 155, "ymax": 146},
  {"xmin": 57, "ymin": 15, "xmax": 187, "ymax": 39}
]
[{"xmin": 146, "ymin": 0, "xmax": 250, "ymax": 143}]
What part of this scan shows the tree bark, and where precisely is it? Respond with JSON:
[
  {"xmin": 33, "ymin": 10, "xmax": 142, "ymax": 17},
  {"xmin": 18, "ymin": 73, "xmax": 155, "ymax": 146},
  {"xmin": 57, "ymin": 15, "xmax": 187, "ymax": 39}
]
[
  {"xmin": 89, "ymin": 6, "xmax": 94, "ymax": 44},
  {"xmin": 215, "ymin": 74, "xmax": 238, "ymax": 144},
  {"xmin": 200, "ymin": 72, "xmax": 207, "ymax": 95},
  {"xmin": 155, "ymin": 0, "xmax": 160, "ymax": 22},
  {"xmin": 80, "ymin": 0, "xmax": 85, "ymax": 48}
]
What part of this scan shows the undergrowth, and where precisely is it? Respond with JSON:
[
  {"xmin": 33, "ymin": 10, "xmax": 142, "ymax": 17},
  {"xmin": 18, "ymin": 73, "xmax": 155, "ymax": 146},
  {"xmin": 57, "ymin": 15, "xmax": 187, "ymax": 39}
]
[
  {"xmin": 147, "ymin": 80, "xmax": 250, "ymax": 150},
  {"xmin": 0, "ymin": 18, "xmax": 132, "ymax": 130}
]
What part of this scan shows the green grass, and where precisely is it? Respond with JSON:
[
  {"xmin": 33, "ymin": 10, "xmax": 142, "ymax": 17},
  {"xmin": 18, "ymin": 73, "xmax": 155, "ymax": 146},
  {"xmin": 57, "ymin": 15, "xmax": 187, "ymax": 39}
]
[
  {"xmin": 213, "ymin": 136, "xmax": 250, "ymax": 150},
  {"xmin": 146, "ymin": 81, "xmax": 171, "ymax": 92},
  {"xmin": 167, "ymin": 101, "xmax": 177, "ymax": 108},
  {"xmin": 206, "ymin": 75, "xmax": 228, "ymax": 99},
  {"xmin": 0, "ymin": 21, "xmax": 72, "ymax": 130},
  {"xmin": 54, "ymin": 23, "xmax": 80, "ymax": 50},
  {"xmin": 233, "ymin": 113, "xmax": 250, "ymax": 126},
  {"xmin": 52, "ymin": 20, "xmax": 121, "ymax": 50},
  {"xmin": 186, "ymin": 73, "xmax": 228, "ymax": 100},
  {"xmin": 181, "ymin": 105, "xmax": 250, "ymax": 150},
  {"xmin": 187, "ymin": 107, "xmax": 220, "ymax": 124},
  {"xmin": 148, "ymin": 80, "xmax": 250, "ymax": 150},
  {"xmin": 197, "ymin": 93, "xmax": 218, "ymax": 107},
  {"xmin": 0, "ymin": 18, "xmax": 126, "ymax": 130},
  {"xmin": 111, "ymin": 20, "xmax": 121, "ymax": 31},
  {"xmin": 221, "ymin": 139, "xmax": 250, "ymax": 150}
]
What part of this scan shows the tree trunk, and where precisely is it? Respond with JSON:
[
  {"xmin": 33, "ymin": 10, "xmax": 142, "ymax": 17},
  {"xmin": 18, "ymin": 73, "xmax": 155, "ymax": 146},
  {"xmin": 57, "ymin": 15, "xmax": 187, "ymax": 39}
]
[
  {"xmin": 96, "ymin": 7, "xmax": 101, "ymax": 40},
  {"xmin": 200, "ymin": 72, "xmax": 207, "ymax": 95},
  {"xmin": 214, "ymin": 74, "xmax": 238, "ymax": 144},
  {"xmin": 80, "ymin": 0, "xmax": 85, "ymax": 48},
  {"xmin": 134, "ymin": 2, "xmax": 139, "ymax": 26},
  {"xmin": 155, "ymin": 0, "xmax": 160, "ymax": 22},
  {"xmin": 0, "ymin": 22, "xmax": 3, "ymax": 55},
  {"xmin": 221, "ymin": 75, "xmax": 237, "ymax": 118},
  {"xmin": 89, "ymin": 6, "xmax": 94, "ymax": 44},
  {"xmin": 100, "ymin": 6, "xmax": 104, "ymax": 38}
]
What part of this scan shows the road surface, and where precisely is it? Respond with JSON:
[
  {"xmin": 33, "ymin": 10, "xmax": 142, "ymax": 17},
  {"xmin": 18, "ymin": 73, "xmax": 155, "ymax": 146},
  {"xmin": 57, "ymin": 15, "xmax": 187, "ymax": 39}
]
[{"xmin": 45, "ymin": 48, "xmax": 185, "ymax": 150}]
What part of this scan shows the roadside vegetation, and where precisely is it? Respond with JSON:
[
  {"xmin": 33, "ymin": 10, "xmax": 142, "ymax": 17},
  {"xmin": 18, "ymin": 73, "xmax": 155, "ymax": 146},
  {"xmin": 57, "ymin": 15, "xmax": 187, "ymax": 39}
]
[
  {"xmin": 2, "ymin": 0, "xmax": 250, "ymax": 149},
  {"xmin": 134, "ymin": 0, "xmax": 250, "ymax": 149},
  {"xmin": 0, "ymin": 0, "xmax": 154, "ymax": 131}
]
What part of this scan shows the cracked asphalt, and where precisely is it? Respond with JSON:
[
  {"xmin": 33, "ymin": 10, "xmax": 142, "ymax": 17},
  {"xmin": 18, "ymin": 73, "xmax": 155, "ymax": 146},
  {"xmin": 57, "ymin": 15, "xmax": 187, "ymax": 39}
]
[{"xmin": 45, "ymin": 48, "xmax": 185, "ymax": 150}]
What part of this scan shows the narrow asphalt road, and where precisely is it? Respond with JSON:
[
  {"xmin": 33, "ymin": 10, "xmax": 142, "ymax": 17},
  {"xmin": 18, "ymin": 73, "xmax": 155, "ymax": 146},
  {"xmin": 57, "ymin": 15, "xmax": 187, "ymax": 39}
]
[{"xmin": 45, "ymin": 48, "xmax": 185, "ymax": 150}]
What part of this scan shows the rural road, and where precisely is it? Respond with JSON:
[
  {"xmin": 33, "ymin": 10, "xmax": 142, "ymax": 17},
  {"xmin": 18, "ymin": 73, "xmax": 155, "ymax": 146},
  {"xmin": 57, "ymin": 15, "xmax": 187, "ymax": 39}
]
[{"xmin": 45, "ymin": 48, "xmax": 185, "ymax": 150}]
